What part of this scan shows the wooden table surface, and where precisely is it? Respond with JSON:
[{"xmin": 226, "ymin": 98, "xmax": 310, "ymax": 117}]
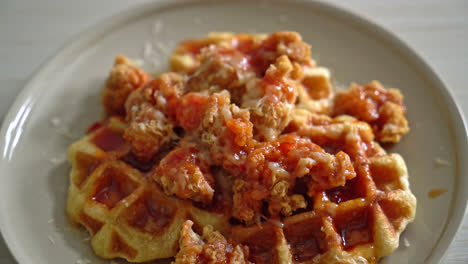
[{"xmin": 1, "ymin": 0, "xmax": 467, "ymax": 263}]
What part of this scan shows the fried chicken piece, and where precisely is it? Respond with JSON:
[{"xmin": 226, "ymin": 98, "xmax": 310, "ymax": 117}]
[
  {"xmin": 152, "ymin": 141, "xmax": 214, "ymax": 203},
  {"xmin": 233, "ymin": 177, "xmax": 308, "ymax": 224},
  {"xmin": 123, "ymin": 73, "xmax": 185, "ymax": 161},
  {"xmin": 171, "ymin": 31, "xmax": 313, "ymax": 77},
  {"xmin": 173, "ymin": 220, "xmax": 252, "ymax": 264},
  {"xmin": 251, "ymin": 31, "xmax": 314, "ymax": 74},
  {"xmin": 287, "ymin": 109, "xmax": 385, "ymax": 160},
  {"xmin": 123, "ymin": 103, "xmax": 174, "ymax": 162},
  {"xmin": 268, "ymin": 184, "xmax": 307, "ymax": 217},
  {"xmin": 242, "ymin": 55, "xmax": 301, "ymax": 141},
  {"xmin": 125, "ymin": 72, "xmax": 184, "ymax": 120},
  {"xmin": 173, "ymin": 220, "xmax": 202, "ymax": 264},
  {"xmin": 303, "ymin": 150, "xmax": 356, "ymax": 195},
  {"xmin": 176, "ymin": 91, "xmax": 255, "ymax": 175},
  {"xmin": 176, "ymin": 92, "xmax": 209, "ymax": 132},
  {"xmin": 185, "ymin": 45, "xmax": 256, "ymax": 104},
  {"xmin": 170, "ymin": 32, "xmax": 266, "ymax": 74},
  {"xmin": 101, "ymin": 55, "xmax": 152, "ymax": 116},
  {"xmin": 179, "ymin": 46, "xmax": 303, "ymax": 143},
  {"xmin": 233, "ymin": 134, "xmax": 356, "ymax": 223},
  {"xmin": 198, "ymin": 92, "xmax": 254, "ymax": 174},
  {"xmin": 333, "ymin": 81, "xmax": 409, "ymax": 143}
]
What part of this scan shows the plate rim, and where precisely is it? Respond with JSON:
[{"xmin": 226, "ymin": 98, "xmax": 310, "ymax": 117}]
[{"xmin": 0, "ymin": 0, "xmax": 467, "ymax": 263}]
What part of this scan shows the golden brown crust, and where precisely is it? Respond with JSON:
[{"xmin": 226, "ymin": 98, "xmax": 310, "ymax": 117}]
[
  {"xmin": 176, "ymin": 91, "xmax": 255, "ymax": 174},
  {"xmin": 123, "ymin": 73, "xmax": 184, "ymax": 162},
  {"xmin": 152, "ymin": 141, "xmax": 214, "ymax": 203},
  {"xmin": 101, "ymin": 55, "xmax": 152, "ymax": 116},
  {"xmin": 123, "ymin": 103, "xmax": 174, "ymax": 162},
  {"xmin": 242, "ymin": 55, "xmax": 301, "ymax": 141},
  {"xmin": 170, "ymin": 32, "xmax": 265, "ymax": 74},
  {"xmin": 174, "ymin": 220, "xmax": 252, "ymax": 264},
  {"xmin": 333, "ymin": 81, "xmax": 409, "ymax": 143}
]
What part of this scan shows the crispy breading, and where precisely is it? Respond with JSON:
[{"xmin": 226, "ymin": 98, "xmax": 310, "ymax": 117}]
[
  {"xmin": 251, "ymin": 31, "xmax": 314, "ymax": 74},
  {"xmin": 333, "ymin": 81, "xmax": 409, "ymax": 143},
  {"xmin": 123, "ymin": 103, "xmax": 173, "ymax": 162},
  {"xmin": 233, "ymin": 134, "xmax": 356, "ymax": 223},
  {"xmin": 101, "ymin": 55, "xmax": 152, "ymax": 116},
  {"xmin": 123, "ymin": 73, "xmax": 184, "ymax": 161},
  {"xmin": 152, "ymin": 141, "xmax": 214, "ymax": 203},
  {"xmin": 242, "ymin": 56, "xmax": 301, "ymax": 141},
  {"xmin": 185, "ymin": 45, "xmax": 256, "ymax": 104},
  {"xmin": 173, "ymin": 220, "xmax": 252, "ymax": 264},
  {"xmin": 176, "ymin": 91, "xmax": 254, "ymax": 175}
]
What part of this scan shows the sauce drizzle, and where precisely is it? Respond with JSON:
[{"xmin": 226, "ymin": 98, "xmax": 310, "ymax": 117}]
[{"xmin": 428, "ymin": 189, "xmax": 447, "ymax": 198}]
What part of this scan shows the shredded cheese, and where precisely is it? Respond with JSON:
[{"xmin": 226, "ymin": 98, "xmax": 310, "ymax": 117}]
[
  {"xmin": 47, "ymin": 235, "xmax": 55, "ymax": 244},
  {"xmin": 76, "ymin": 258, "xmax": 91, "ymax": 264},
  {"xmin": 50, "ymin": 117, "xmax": 61, "ymax": 127},
  {"xmin": 434, "ymin": 157, "xmax": 450, "ymax": 167},
  {"xmin": 403, "ymin": 237, "xmax": 410, "ymax": 247},
  {"xmin": 49, "ymin": 156, "xmax": 65, "ymax": 165}
]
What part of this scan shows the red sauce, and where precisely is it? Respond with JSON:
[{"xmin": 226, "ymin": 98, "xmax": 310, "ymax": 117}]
[
  {"xmin": 226, "ymin": 118, "xmax": 253, "ymax": 147},
  {"xmin": 91, "ymin": 127, "xmax": 127, "ymax": 152},
  {"xmin": 74, "ymin": 153, "xmax": 102, "ymax": 187},
  {"xmin": 125, "ymin": 194, "xmax": 175, "ymax": 235},
  {"xmin": 176, "ymin": 93, "xmax": 208, "ymax": 132},
  {"xmin": 326, "ymin": 177, "xmax": 361, "ymax": 204},
  {"xmin": 193, "ymin": 169, "xmax": 232, "ymax": 213},
  {"xmin": 284, "ymin": 218, "xmax": 324, "ymax": 261},
  {"xmin": 292, "ymin": 237, "xmax": 321, "ymax": 261},
  {"xmin": 233, "ymin": 35, "xmax": 256, "ymax": 54},
  {"xmin": 333, "ymin": 83, "xmax": 404, "ymax": 124},
  {"xmin": 428, "ymin": 188, "xmax": 447, "ymax": 198},
  {"xmin": 79, "ymin": 212, "xmax": 104, "ymax": 235},
  {"xmin": 243, "ymin": 226, "xmax": 278, "ymax": 264},
  {"xmin": 193, "ymin": 185, "xmax": 227, "ymax": 213},
  {"xmin": 336, "ymin": 208, "xmax": 372, "ymax": 250},
  {"xmin": 86, "ymin": 122, "xmax": 102, "ymax": 134},
  {"xmin": 121, "ymin": 152, "xmax": 156, "ymax": 173},
  {"xmin": 110, "ymin": 232, "xmax": 138, "ymax": 259},
  {"xmin": 92, "ymin": 168, "xmax": 137, "ymax": 208},
  {"xmin": 262, "ymin": 70, "xmax": 296, "ymax": 102},
  {"xmin": 180, "ymin": 40, "xmax": 206, "ymax": 55},
  {"xmin": 93, "ymin": 177, "xmax": 125, "ymax": 208}
]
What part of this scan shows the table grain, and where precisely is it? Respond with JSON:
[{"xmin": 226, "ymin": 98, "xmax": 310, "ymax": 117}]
[{"xmin": 1, "ymin": 0, "xmax": 467, "ymax": 263}]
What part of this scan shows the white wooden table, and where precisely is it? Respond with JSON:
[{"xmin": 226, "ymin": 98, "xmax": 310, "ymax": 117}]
[{"xmin": 0, "ymin": 0, "xmax": 467, "ymax": 263}]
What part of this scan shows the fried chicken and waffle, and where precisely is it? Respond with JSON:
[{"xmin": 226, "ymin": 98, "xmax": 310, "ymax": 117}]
[{"xmin": 66, "ymin": 31, "xmax": 416, "ymax": 264}]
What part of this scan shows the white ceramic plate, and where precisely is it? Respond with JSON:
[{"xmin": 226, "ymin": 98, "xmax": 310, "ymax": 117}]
[{"xmin": 1, "ymin": 0, "xmax": 467, "ymax": 263}]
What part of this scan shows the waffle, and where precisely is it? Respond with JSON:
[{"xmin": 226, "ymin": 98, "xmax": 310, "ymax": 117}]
[
  {"xmin": 67, "ymin": 117, "xmax": 231, "ymax": 262},
  {"xmin": 67, "ymin": 31, "xmax": 415, "ymax": 264},
  {"xmin": 230, "ymin": 151, "xmax": 416, "ymax": 264}
]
